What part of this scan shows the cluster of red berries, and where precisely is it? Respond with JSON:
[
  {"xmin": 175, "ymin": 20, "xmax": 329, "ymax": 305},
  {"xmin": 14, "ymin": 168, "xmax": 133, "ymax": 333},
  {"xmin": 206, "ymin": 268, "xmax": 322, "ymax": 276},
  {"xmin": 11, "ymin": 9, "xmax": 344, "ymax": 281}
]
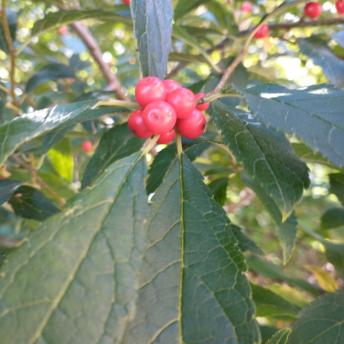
[
  {"xmin": 252, "ymin": 1, "xmax": 344, "ymax": 39},
  {"xmin": 128, "ymin": 77, "xmax": 208, "ymax": 145},
  {"xmin": 122, "ymin": 0, "xmax": 130, "ymax": 5}
]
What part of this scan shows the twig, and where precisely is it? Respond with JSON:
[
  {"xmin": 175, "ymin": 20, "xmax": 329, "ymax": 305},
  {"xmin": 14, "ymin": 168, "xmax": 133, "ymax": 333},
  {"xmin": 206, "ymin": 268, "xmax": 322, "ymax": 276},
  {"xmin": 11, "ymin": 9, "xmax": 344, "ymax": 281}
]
[
  {"xmin": 12, "ymin": 156, "xmax": 66, "ymax": 208},
  {"xmin": 168, "ymin": 13, "xmax": 344, "ymax": 80},
  {"xmin": 71, "ymin": 22, "xmax": 129, "ymax": 100},
  {"xmin": 206, "ymin": 0, "xmax": 308, "ymax": 99},
  {"xmin": 269, "ymin": 17, "xmax": 344, "ymax": 30},
  {"xmin": 167, "ymin": 62, "xmax": 188, "ymax": 79},
  {"xmin": 0, "ymin": 82, "xmax": 9, "ymax": 94},
  {"xmin": 209, "ymin": 16, "xmax": 344, "ymax": 55},
  {"xmin": 5, "ymin": 101, "xmax": 21, "ymax": 114},
  {"xmin": 1, "ymin": 0, "xmax": 18, "ymax": 110}
]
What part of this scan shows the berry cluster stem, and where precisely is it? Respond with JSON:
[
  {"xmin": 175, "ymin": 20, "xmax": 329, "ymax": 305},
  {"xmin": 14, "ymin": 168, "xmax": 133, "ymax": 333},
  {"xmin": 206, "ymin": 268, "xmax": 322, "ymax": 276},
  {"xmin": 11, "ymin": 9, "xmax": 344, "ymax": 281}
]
[
  {"xmin": 95, "ymin": 99, "xmax": 139, "ymax": 109},
  {"xmin": 176, "ymin": 134, "xmax": 183, "ymax": 157},
  {"xmin": 142, "ymin": 135, "xmax": 160, "ymax": 155},
  {"xmin": 204, "ymin": 93, "xmax": 240, "ymax": 103}
]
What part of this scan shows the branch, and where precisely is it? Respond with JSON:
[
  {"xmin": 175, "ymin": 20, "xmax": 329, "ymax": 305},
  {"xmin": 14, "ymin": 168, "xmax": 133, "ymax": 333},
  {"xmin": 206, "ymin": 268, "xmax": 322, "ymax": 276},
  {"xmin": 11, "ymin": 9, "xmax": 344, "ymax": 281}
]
[
  {"xmin": 206, "ymin": 0, "xmax": 308, "ymax": 99},
  {"xmin": 211, "ymin": 16, "xmax": 344, "ymax": 53},
  {"xmin": 1, "ymin": 0, "xmax": 18, "ymax": 110},
  {"xmin": 269, "ymin": 16, "xmax": 344, "ymax": 30},
  {"xmin": 71, "ymin": 22, "xmax": 128, "ymax": 100}
]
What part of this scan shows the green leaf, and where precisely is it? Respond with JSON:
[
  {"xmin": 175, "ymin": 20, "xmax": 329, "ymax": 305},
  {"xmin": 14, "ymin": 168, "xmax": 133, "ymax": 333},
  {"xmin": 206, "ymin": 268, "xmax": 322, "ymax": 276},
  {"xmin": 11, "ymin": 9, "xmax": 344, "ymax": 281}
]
[
  {"xmin": 324, "ymin": 241, "xmax": 344, "ymax": 279},
  {"xmin": 0, "ymin": 101, "xmax": 127, "ymax": 165},
  {"xmin": 26, "ymin": 63, "xmax": 75, "ymax": 92},
  {"xmin": 211, "ymin": 102, "xmax": 310, "ymax": 218},
  {"xmin": 0, "ymin": 10, "xmax": 16, "ymax": 53},
  {"xmin": 232, "ymin": 226, "xmax": 264, "ymax": 256},
  {"xmin": 329, "ymin": 173, "xmax": 344, "ymax": 206},
  {"xmin": 124, "ymin": 154, "xmax": 260, "ymax": 344},
  {"xmin": 245, "ymin": 178, "xmax": 297, "ymax": 265},
  {"xmin": 0, "ymin": 180, "xmax": 21, "ymax": 205},
  {"xmin": 252, "ymin": 284, "xmax": 300, "ymax": 320},
  {"xmin": 35, "ymin": 127, "xmax": 71, "ymax": 156},
  {"xmin": 48, "ymin": 139, "xmax": 74, "ymax": 182},
  {"xmin": 292, "ymin": 142, "xmax": 333, "ymax": 167},
  {"xmin": 131, "ymin": 0, "xmax": 173, "ymax": 78},
  {"xmin": 247, "ymin": 255, "xmax": 321, "ymax": 296},
  {"xmin": 0, "ymin": 153, "xmax": 148, "ymax": 343},
  {"xmin": 208, "ymin": 177, "xmax": 228, "ymax": 205},
  {"xmin": 321, "ymin": 208, "xmax": 344, "ymax": 229},
  {"xmin": 146, "ymin": 144, "xmax": 177, "ymax": 194},
  {"xmin": 174, "ymin": 0, "xmax": 210, "ymax": 19},
  {"xmin": 206, "ymin": 0, "xmax": 237, "ymax": 33},
  {"xmin": 173, "ymin": 26, "xmax": 220, "ymax": 72},
  {"xmin": 266, "ymin": 329, "xmax": 291, "ymax": 344},
  {"xmin": 241, "ymin": 172, "xmax": 298, "ymax": 265},
  {"xmin": 276, "ymin": 215, "xmax": 298, "ymax": 264},
  {"xmin": 261, "ymin": 326, "xmax": 279, "ymax": 344},
  {"xmin": 243, "ymin": 84, "xmax": 344, "ymax": 168},
  {"xmin": 301, "ymin": 227, "xmax": 344, "ymax": 280},
  {"xmin": 332, "ymin": 30, "xmax": 344, "ymax": 48},
  {"xmin": 298, "ymin": 38, "xmax": 344, "ymax": 87},
  {"xmin": 246, "ymin": 173, "xmax": 298, "ymax": 264},
  {"xmin": 0, "ymin": 207, "xmax": 23, "ymax": 249},
  {"xmin": 32, "ymin": 8, "xmax": 131, "ymax": 36},
  {"xmin": 288, "ymin": 291, "xmax": 344, "ymax": 344},
  {"xmin": 146, "ymin": 142, "xmax": 209, "ymax": 194},
  {"xmin": 8, "ymin": 185, "xmax": 60, "ymax": 221},
  {"xmin": 82, "ymin": 124, "xmax": 143, "ymax": 188}
]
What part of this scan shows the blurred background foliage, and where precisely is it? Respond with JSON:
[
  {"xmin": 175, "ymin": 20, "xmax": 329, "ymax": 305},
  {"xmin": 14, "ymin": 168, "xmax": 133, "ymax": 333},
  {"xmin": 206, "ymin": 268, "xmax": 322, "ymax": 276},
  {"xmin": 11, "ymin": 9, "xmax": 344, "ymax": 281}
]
[{"xmin": 0, "ymin": 0, "xmax": 344, "ymax": 340}]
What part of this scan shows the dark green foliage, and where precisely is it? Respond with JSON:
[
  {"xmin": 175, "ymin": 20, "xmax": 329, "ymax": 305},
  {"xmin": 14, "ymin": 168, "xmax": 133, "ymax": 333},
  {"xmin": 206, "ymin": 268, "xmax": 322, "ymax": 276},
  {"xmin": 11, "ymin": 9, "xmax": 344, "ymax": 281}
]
[
  {"xmin": 8, "ymin": 186, "xmax": 60, "ymax": 221},
  {"xmin": 0, "ymin": 0, "xmax": 343, "ymax": 342},
  {"xmin": 288, "ymin": 291, "xmax": 344, "ymax": 344},
  {"xmin": 243, "ymin": 84, "xmax": 344, "ymax": 168},
  {"xmin": 131, "ymin": 0, "xmax": 173, "ymax": 78},
  {"xmin": 82, "ymin": 124, "xmax": 143, "ymax": 188}
]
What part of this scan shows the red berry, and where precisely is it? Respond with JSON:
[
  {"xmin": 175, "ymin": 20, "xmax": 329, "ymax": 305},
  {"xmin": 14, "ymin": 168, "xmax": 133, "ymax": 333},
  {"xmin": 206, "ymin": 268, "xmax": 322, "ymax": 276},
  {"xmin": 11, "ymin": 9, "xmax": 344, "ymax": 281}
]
[
  {"xmin": 195, "ymin": 93, "xmax": 209, "ymax": 111},
  {"xmin": 123, "ymin": 0, "xmax": 130, "ymax": 5},
  {"xmin": 82, "ymin": 140, "xmax": 93, "ymax": 153},
  {"xmin": 166, "ymin": 87, "xmax": 196, "ymax": 119},
  {"xmin": 135, "ymin": 76, "xmax": 166, "ymax": 108},
  {"xmin": 336, "ymin": 0, "xmax": 344, "ymax": 14},
  {"xmin": 304, "ymin": 2, "xmax": 322, "ymax": 19},
  {"xmin": 241, "ymin": 1, "xmax": 253, "ymax": 13},
  {"xmin": 157, "ymin": 129, "xmax": 176, "ymax": 144},
  {"xmin": 176, "ymin": 110, "xmax": 206, "ymax": 139},
  {"xmin": 142, "ymin": 101, "xmax": 177, "ymax": 134},
  {"xmin": 163, "ymin": 79, "xmax": 181, "ymax": 95},
  {"xmin": 58, "ymin": 25, "xmax": 68, "ymax": 35},
  {"xmin": 128, "ymin": 110, "xmax": 152, "ymax": 138},
  {"xmin": 254, "ymin": 24, "xmax": 269, "ymax": 39}
]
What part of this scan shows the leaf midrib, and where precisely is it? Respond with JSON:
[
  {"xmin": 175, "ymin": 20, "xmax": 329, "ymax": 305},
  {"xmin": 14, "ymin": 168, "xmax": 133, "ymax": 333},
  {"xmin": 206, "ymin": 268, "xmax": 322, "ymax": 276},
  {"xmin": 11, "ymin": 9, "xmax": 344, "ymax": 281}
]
[{"xmin": 178, "ymin": 153, "xmax": 185, "ymax": 344}]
